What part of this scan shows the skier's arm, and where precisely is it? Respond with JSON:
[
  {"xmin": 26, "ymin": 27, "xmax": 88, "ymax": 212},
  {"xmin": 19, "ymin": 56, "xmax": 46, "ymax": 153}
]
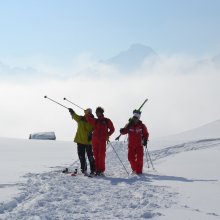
[
  {"xmin": 120, "ymin": 118, "xmax": 133, "ymax": 135},
  {"xmin": 72, "ymin": 113, "xmax": 82, "ymax": 122},
  {"xmin": 120, "ymin": 126, "xmax": 129, "ymax": 135},
  {"xmin": 85, "ymin": 113, "xmax": 96, "ymax": 126},
  {"xmin": 142, "ymin": 124, "xmax": 149, "ymax": 146},
  {"xmin": 107, "ymin": 119, "xmax": 115, "ymax": 137},
  {"xmin": 70, "ymin": 109, "xmax": 81, "ymax": 123},
  {"xmin": 142, "ymin": 124, "xmax": 149, "ymax": 140}
]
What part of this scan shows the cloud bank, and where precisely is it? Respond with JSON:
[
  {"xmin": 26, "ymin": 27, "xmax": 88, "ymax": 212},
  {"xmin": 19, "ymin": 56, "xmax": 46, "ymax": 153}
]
[{"xmin": 0, "ymin": 53, "xmax": 220, "ymax": 141}]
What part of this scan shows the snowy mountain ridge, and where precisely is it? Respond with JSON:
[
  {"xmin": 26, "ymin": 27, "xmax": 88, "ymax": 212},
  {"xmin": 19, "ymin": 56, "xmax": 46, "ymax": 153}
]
[
  {"xmin": 104, "ymin": 43, "xmax": 157, "ymax": 72},
  {"xmin": 165, "ymin": 119, "xmax": 220, "ymax": 141}
]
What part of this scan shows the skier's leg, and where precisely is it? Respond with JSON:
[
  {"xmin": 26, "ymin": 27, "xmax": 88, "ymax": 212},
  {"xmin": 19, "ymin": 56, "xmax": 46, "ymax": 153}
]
[
  {"xmin": 77, "ymin": 143, "xmax": 87, "ymax": 173},
  {"xmin": 99, "ymin": 141, "xmax": 106, "ymax": 173},
  {"xmin": 92, "ymin": 141, "xmax": 99, "ymax": 173},
  {"xmin": 96, "ymin": 143, "xmax": 101, "ymax": 174},
  {"xmin": 136, "ymin": 146, "xmax": 144, "ymax": 174},
  {"xmin": 86, "ymin": 145, "xmax": 96, "ymax": 173},
  {"xmin": 128, "ymin": 146, "xmax": 137, "ymax": 172}
]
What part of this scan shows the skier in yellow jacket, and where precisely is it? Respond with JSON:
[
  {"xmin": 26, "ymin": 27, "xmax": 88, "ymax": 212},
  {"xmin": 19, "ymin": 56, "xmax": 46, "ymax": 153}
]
[{"xmin": 69, "ymin": 108, "xmax": 95, "ymax": 175}]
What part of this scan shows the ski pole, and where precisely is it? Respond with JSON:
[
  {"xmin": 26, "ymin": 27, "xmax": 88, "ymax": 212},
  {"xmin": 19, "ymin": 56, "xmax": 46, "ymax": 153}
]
[
  {"xmin": 44, "ymin": 96, "xmax": 69, "ymax": 109},
  {"xmin": 63, "ymin": 97, "xmax": 85, "ymax": 111},
  {"xmin": 108, "ymin": 141, "xmax": 129, "ymax": 176},
  {"xmin": 144, "ymin": 147, "xmax": 150, "ymax": 169},
  {"xmin": 146, "ymin": 146, "xmax": 155, "ymax": 170},
  {"xmin": 115, "ymin": 98, "xmax": 148, "ymax": 141},
  {"xmin": 123, "ymin": 134, "xmax": 128, "ymax": 143}
]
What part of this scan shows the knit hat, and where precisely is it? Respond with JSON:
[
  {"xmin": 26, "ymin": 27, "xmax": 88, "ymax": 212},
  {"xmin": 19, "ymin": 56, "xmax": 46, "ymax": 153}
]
[
  {"xmin": 86, "ymin": 108, "xmax": 92, "ymax": 114},
  {"xmin": 96, "ymin": 106, "xmax": 104, "ymax": 114}
]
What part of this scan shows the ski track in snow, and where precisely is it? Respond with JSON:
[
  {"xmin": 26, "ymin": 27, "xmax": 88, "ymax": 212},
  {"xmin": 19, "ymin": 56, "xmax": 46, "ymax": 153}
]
[{"xmin": 0, "ymin": 139, "xmax": 220, "ymax": 220}]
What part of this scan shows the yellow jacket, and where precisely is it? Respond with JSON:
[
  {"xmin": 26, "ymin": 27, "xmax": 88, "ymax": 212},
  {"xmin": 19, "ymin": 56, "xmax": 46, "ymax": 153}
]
[{"xmin": 72, "ymin": 113, "xmax": 93, "ymax": 145}]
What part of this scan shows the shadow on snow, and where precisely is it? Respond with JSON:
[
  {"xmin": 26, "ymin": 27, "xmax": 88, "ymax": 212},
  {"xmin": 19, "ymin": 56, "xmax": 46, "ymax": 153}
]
[{"xmin": 100, "ymin": 173, "xmax": 218, "ymax": 186}]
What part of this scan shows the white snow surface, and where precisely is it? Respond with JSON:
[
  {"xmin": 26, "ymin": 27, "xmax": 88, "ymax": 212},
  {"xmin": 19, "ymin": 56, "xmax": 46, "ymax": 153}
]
[
  {"xmin": 157, "ymin": 119, "xmax": 220, "ymax": 144},
  {"xmin": 0, "ymin": 128, "xmax": 220, "ymax": 219}
]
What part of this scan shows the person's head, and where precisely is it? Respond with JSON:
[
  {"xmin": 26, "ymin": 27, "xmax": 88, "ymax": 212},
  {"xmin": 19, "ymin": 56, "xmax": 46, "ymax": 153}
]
[
  {"xmin": 84, "ymin": 108, "xmax": 93, "ymax": 120},
  {"xmin": 96, "ymin": 106, "xmax": 104, "ymax": 118},
  {"xmin": 85, "ymin": 108, "xmax": 92, "ymax": 115},
  {"xmin": 132, "ymin": 109, "xmax": 141, "ymax": 123}
]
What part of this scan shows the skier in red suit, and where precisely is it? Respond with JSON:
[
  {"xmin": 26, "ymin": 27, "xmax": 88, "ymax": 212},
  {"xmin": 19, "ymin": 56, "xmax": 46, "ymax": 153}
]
[
  {"xmin": 85, "ymin": 107, "xmax": 115, "ymax": 176},
  {"xmin": 120, "ymin": 110, "xmax": 149, "ymax": 174}
]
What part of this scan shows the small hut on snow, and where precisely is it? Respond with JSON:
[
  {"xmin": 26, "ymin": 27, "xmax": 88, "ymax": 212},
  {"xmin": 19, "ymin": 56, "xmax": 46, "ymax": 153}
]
[{"xmin": 29, "ymin": 132, "xmax": 56, "ymax": 140}]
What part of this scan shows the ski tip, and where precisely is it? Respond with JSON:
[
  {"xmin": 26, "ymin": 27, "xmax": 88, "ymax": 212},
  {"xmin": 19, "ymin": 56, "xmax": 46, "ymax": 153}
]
[{"xmin": 44, "ymin": 95, "xmax": 47, "ymax": 98}]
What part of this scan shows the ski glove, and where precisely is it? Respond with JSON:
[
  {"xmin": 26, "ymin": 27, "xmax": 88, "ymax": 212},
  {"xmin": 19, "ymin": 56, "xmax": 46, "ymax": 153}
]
[
  {"xmin": 68, "ymin": 108, "xmax": 75, "ymax": 116},
  {"xmin": 106, "ymin": 137, "xmax": 110, "ymax": 144},
  {"xmin": 120, "ymin": 128, "xmax": 125, "ymax": 134},
  {"xmin": 143, "ymin": 139, "xmax": 148, "ymax": 147}
]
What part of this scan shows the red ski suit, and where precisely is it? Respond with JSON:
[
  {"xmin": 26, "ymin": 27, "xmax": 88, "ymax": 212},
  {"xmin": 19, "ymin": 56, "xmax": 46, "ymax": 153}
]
[
  {"xmin": 121, "ymin": 120, "xmax": 149, "ymax": 174},
  {"xmin": 85, "ymin": 114, "xmax": 115, "ymax": 173}
]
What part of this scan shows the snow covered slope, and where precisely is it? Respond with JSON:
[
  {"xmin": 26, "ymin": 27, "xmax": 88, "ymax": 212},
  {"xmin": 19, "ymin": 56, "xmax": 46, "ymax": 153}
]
[
  {"xmin": 170, "ymin": 119, "xmax": 220, "ymax": 141},
  {"xmin": 150, "ymin": 119, "xmax": 220, "ymax": 149},
  {"xmin": 0, "ymin": 137, "xmax": 76, "ymax": 203},
  {"xmin": 0, "ymin": 137, "xmax": 220, "ymax": 219}
]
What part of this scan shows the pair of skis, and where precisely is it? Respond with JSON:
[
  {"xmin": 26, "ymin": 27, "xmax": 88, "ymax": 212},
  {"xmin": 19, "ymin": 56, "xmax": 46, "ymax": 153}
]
[{"xmin": 62, "ymin": 168, "xmax": 94, "ymax": 178}]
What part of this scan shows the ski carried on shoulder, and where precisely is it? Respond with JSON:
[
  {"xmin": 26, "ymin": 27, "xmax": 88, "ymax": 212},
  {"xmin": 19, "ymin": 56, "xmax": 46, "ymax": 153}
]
[{"xmin": 115, "ymin": 98, "xmax": 148, "ymax": 141}]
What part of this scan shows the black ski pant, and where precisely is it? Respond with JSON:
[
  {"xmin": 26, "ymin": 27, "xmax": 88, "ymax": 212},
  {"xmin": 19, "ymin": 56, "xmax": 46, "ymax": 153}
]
[{"xmin": 77, "ymin": 143, "xmax": 95, "ymax": 173}]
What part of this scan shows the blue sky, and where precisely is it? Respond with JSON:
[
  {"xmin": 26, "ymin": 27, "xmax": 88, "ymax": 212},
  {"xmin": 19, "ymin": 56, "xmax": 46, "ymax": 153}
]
[{"xmin": 1, "ymin": 0, "xmax": 220, "ymax": 65}]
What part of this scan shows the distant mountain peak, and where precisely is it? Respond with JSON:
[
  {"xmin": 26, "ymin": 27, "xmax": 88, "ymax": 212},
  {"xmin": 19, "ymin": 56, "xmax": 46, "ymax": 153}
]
[
  {"xmin": 128, "ymin": 43, "xmax": 156, "ymax": 53},
  {"xmin": 104, "ymin": 44, "xmax": 157, "ymax": 72}
]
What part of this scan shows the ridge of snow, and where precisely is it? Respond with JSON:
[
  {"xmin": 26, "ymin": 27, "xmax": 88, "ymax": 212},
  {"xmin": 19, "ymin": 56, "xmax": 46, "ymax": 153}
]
[{"xmin": 151, "ymin": 119, "xmax": 220, "ymax": 149}]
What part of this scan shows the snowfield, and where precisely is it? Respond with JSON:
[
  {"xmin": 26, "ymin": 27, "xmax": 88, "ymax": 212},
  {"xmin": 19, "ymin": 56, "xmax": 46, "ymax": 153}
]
[{"xmin": 0, "ymin": 135, "xmax": 220, "ymax": 219}]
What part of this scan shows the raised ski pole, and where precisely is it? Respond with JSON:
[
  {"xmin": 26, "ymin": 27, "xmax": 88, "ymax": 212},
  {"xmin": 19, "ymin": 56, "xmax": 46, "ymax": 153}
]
[
  {"xmin": 63, "ymin": 97, "xmax": 85, "ymax": 111},
  {"xmin": 115, "ymin": 98, "xmax": 148, "ymax": 141},
  {"xmin": 108, "ymin": 141, "xmax": 129, "ymax": 176},
  {"xmin": 44, "ymin": 96, "xmax": 69, "ymax": 109}
]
